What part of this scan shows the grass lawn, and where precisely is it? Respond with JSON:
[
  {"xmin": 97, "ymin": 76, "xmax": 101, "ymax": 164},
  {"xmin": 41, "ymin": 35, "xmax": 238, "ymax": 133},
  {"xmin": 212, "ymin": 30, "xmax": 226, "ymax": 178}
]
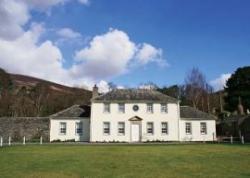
[{"xmin": 0, "ymin": 144, "xmax": 250, "ymax": 178}]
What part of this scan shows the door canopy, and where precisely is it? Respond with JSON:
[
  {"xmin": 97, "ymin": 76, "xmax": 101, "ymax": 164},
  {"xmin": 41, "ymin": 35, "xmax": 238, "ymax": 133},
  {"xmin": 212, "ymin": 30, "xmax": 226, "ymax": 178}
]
[{"xmin": 128, "ymin": 116, "xmax": 143, "ymax": 121}]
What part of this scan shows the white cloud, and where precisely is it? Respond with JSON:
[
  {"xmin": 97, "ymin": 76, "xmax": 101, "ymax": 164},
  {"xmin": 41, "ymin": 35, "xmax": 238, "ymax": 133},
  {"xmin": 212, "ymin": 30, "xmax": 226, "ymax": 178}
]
[
  {"xmin": 0, "ymin": 23, "xmax": 71, "ymax": 84},
  {"xmin": 73, "ymin": 29, "xmax": 166, "ymax": 81},
  {"xmin": 0, "ymin": 24, "xmax": 122, "ymax": 92},
  {"xmin": 210, "ymin": 73, "xmax": 231, "ymax": 91},
  {"xmin": 0, "ymin": 0, "xmax": 165, "ymax": 92},
  {"xmin": 73, "ymin": 29, "xmax": 136, "ymax": 80},
  {"xmin": 57, "ymin": 28, "xmax": 81, "ymax": 39},
  {"xmin": 0, "ymin": 0, "xmax": 29, "ymax": 40},
  {"xmin": 97, "ymin": 80, "xmax": 110, "ymax": 93},
  {"xmin": 136, "ymin": 43, "xmax": 166, "ymax": 66},
  {"xmin": 0, "ymin": 0, "xmax": 89, "ymax": 40}
]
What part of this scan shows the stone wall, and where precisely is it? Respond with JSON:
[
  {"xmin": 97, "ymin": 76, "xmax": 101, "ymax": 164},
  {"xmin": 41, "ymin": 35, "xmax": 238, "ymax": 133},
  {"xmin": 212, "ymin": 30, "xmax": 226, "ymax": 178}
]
[{"xmin": 0, "ymin": 117, "xmax": 50, "ymax": 142}]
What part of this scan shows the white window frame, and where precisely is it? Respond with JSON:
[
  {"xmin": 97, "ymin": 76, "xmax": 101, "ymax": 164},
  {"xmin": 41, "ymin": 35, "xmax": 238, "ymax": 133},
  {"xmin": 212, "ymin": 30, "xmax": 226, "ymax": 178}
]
[
  {"xmin": 161, "ymin": 122, "xmax": 168, "ymax": 135},
  {"xmin": 147, "ymin": 122, "xmax": 154, "ymax": 135},
  {"xmin": 185, "ymin": 122, "xmax": 192, "ymax": 135},
  {"xmin": 118, "ymin": 103, "xmax": 125, "ymax": 113},
  {"xmin": 59, "ymin": 122, "xmax": 67, "ymax": 135},
  {"xmin": 103, "ymin": 122, "xmax": 110, "ymax": 135},
  {"xmin": 200, "ymin": 122, "xmax": 207, "ymax": 135},
  {"xmin": 161, "ymin": 103, "xmax": 168, "ymax": 113},
  {"xmin": 103, "ymin": 103, "xmax": 110, "ymax": 113},
  {"xmin": 75, "ymin": 122, "xmax": 83, "ymax": 135},
  {"xmin": 118, "ymin": 122, "xmax": 125, "ymax": 135},
  {"xmin": 147, "ymin": 103, "xmax": 153, "ymax": 113}
]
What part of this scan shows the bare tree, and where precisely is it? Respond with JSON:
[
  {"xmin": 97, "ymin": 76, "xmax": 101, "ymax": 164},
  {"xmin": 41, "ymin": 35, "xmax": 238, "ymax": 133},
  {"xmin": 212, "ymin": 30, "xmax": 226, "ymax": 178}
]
[
  {"xmin": 185, "ymin": 68, "xmax": 208, "ymax": 110},
  {"xmin": 205, "ymin": 83, "xmax": 214, "ymax": 113},
  {"xmin": 0, "ymin": 69, "xmax": 14, "ymax": 116},
  {"xmin": 30, "ymin": 83, "xmax": 50, "ymax": 116},
  {"xmin": 138, "ymin": 82, "xmax": 158, "ymax": 90}
]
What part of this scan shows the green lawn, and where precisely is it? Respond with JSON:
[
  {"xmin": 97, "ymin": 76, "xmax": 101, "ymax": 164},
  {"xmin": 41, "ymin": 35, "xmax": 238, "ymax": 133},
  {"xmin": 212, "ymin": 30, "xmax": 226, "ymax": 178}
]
[{"xmin": 0, "ymin": 144, "xmax": 250, "ymax": 178}]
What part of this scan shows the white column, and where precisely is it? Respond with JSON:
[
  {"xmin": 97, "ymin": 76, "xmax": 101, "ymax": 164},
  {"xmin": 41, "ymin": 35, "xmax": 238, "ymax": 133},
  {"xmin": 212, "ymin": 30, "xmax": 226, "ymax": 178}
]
[
  {"xmin": 23, "ymin": 136, "xmax": 26, "ymax": 145},
  {"xmin": 8, "ymin": 136, "xmax": 11, "ymax": 146},
  {"xmin": 40, "ymin": 136, "xmax": 43, "ymax": 145},
  {"xmin": 0, "ymin": 137, "xmax": 3, "ymax": 147},
  {"xmin": 230, "ymin": 135, "xmax": 233, "ymax": 144}
]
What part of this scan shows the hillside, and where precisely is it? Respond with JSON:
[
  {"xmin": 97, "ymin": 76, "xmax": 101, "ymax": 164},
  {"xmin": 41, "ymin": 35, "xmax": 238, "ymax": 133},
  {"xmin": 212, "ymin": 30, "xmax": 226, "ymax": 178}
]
[
  {"xmin": 10, "ymin": 74, "xmax": 91, "ymax": 95},
  {"xmin": 0, "ymin": 69, "xmax": 92, "ymax": 117}
]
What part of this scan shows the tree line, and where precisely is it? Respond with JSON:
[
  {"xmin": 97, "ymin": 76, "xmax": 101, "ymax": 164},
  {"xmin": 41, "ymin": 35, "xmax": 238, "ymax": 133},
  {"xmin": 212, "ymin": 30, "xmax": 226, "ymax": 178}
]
[
  {"xmin": 0, "ymin": 69, "xmax": 92, "ymax": 117},
  {"xmin": 1, "ymin": 66, "xmax": 249, "ymax": 118},
  {"xmin": 139, "ymin": 66, "xmax": 250, "ymax": 118}
]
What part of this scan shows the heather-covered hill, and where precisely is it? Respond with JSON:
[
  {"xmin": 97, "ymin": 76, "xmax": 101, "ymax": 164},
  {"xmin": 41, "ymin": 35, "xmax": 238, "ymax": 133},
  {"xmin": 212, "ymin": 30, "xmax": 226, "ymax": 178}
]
[{"xmin": 0, "ymin": 68, "xmax": 92, "ymax": 117}]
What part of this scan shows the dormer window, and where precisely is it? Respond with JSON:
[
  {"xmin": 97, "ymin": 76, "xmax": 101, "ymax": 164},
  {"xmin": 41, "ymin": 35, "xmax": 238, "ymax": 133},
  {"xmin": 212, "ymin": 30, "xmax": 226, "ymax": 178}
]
[
  {"xmin": 161, "ymin": 104, "xmax": 168, "ymax": 113},
  {"xmin": 147, "ymin": 103, "xmax": 153, "ymax": 113},
  {"xmin": 118, "ymin": 103, "xmax": 125, "ymax": 113},
  {"xmin": 104, "ymin": 103, "xmax": 110, "ymax": 113}
]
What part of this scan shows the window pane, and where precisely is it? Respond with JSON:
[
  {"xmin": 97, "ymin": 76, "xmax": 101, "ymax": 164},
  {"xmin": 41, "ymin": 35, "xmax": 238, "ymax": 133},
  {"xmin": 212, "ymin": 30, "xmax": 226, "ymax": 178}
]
[
  {"xmin": 200, "ymin": 122, "xmax": 207, "ymax": 134},
  {"xmin": 118, "ymin": 103, "xmax": 125, "ymax": 113},
  {"xmin": 147, "ymin": 122, "xmax": 154, "ymax": 134},
  {"xmin": 118, "ymin": 122, "xmax": 125, "ymax": 135},
  {"xmin": 161, "ymin": 122, "xmax": 168, "ymax": 134},
  {"xmin": 103, "ymin": 122, "xmax": 110, "ymax": 135},
  {"xmin": 60, "ymin": 122, "xmax": 66, "ymax": 135},
  {"xmin": 161, "ymin": 104, "xmax": 168, "ymax": 113},
  {"xmin": 147, "ymin": 103, "xmax": 153, "ymax": 113},
  {"xmin": 104, "ymin": 103, "xmax": 110, "ymax": 113},
  {"xmin": 76, "ymin": 122, "xmax": 83, "ymax": 135},
  {"xmin": 185, "ymin": 123, "xmax": 191, "ymax": 134}
]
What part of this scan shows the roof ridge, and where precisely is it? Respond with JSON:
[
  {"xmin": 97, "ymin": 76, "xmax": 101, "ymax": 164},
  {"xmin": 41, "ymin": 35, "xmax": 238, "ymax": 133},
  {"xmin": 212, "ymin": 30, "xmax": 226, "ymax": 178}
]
[
  {"xmin": 50, "ymin": 104, "xmax": 80, "ymax": 117},
  {"xmin": 92, "ymin": 88, "xmax": 178, "ymax": 103}
]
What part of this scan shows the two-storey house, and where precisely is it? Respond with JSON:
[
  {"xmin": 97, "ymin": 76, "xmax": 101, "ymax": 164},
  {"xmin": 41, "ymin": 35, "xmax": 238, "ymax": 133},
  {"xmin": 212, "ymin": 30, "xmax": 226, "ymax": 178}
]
[{"xmin": 50, "ymin": 85, "xmax": 216, "ymax": 142}]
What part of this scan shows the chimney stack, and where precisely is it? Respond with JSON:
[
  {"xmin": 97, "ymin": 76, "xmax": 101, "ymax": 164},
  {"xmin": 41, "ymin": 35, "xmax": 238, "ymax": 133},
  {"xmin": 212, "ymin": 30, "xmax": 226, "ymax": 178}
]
[
  {"xmin": 238, "ymin": 96, "xmax": 245, "ymax": 115},
  {"xmin": 92, "ymin": 84, "xmax": 99, "ymax": 99}
]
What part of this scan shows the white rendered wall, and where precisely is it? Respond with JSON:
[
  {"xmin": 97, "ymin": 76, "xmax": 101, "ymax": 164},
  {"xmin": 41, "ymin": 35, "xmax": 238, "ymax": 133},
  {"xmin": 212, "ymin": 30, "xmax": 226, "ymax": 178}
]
[
  {"xmin": 179, "ymin": 120, "xmax": 216, "ymax": 141},
  {"xmin": 50, "ymin": 118, "xmax": 90, "ymax": 142},
  {"xmin": 90, "ymin": 103, "xmax": 180, "ymax": 142}
]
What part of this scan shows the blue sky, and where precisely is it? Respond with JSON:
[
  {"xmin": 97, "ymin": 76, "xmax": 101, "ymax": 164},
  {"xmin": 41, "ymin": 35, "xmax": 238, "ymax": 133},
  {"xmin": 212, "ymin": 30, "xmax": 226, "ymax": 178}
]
[{"xmin": 0, "ymin": 0, "xmax": 250, "ymax": 91}]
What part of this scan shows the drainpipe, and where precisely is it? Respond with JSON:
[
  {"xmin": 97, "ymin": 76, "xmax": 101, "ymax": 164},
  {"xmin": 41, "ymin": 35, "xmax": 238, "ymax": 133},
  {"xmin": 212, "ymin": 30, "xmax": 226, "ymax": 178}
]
[{"xmin": 177, "ymin": 100, "xmax": 181, "ymax": 141}]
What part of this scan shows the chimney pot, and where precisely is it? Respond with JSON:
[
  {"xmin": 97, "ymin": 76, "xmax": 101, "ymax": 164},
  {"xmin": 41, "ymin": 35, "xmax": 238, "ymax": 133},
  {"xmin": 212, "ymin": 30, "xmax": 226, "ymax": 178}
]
[{"xmin": 92, "ymin": 84, "xmax": 99, "ymax": 99}]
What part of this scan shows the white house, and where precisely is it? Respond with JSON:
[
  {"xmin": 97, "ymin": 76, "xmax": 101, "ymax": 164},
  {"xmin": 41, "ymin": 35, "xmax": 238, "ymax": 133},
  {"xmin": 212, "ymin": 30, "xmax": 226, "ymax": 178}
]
[{"xmin": 50, "ymin": 86, "xmax": 216, "ymax": 142}]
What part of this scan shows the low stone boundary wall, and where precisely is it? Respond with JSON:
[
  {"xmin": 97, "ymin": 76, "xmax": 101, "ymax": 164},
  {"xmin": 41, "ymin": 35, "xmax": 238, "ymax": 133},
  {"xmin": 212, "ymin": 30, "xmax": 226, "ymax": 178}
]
[{"xmin": 0, "ymin": 117, "xmax": 50, "ymax": 142}]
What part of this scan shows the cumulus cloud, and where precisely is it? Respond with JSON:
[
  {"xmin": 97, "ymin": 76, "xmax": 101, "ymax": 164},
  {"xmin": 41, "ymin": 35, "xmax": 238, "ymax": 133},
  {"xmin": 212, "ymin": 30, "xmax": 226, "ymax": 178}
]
[
  {"xmin": 73, "ymin": 29, "xmax": 166, "ymax": 80},
  {"xmin": 136, "ymin": 43, "xmax": 166, "ymax": 66},
  {"xmin": 0, "ymin": 23, "xmax": 71, "ymax": 84},
  {"xmin": 210, "ymin": 73, "xmax": 231, "ymax": 91},
  {"xmin": 0, "ymin": 0, "xmax": 29, "ymax": 40},
  {"xmin": 0, "ymin": 0, "xmax": 89, "ymax": 40},
  {"xmin": 57, "ymin": 28, "xmax": 82, "ymax": 39},
  {"xmin": 73, "ymin": 29, "xmax": 136, "ymax": 79},
  {"xmin": 0, "ymin": 0, "xmax": 165, "ymax": 93}
]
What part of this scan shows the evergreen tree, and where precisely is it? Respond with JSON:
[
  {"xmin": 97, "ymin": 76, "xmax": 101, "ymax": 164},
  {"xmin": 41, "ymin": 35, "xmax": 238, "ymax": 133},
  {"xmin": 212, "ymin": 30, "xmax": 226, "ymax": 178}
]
[{"xmin": 225, "ymin": 66, "xmax": 250, "ymax": 113}]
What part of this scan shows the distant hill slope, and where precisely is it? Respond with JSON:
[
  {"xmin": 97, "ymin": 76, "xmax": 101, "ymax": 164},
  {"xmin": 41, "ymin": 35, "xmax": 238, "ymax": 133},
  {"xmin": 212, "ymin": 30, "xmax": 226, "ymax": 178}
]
[
  {"xmin": 0, "ymin": 70, "xmax": 92, "ymax": 117},
  {"xmin": 10, "ymin": 74, "xmax": 90, "ymax": 95}
]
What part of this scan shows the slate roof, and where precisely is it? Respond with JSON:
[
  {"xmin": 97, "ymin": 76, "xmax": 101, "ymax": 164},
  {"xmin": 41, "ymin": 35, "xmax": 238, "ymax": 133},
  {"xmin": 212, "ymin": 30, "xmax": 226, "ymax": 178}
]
[
  {"xmin": 50, "ymin": 105, "xmax": 90, "ymax": 118},
  {"xmin": 180, "ymin": 106, "xmax": 217, "ymax": 120},
  {"xmin": 92, "ymin": 89, "xmax": 178, "ymax": 103}
]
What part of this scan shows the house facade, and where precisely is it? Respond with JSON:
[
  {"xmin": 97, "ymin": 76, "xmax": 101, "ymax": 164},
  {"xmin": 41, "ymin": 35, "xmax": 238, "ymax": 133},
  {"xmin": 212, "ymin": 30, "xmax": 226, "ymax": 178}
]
[{"xmin": 50, "ymin": 86, "xmax": 217, "ymax": 142}]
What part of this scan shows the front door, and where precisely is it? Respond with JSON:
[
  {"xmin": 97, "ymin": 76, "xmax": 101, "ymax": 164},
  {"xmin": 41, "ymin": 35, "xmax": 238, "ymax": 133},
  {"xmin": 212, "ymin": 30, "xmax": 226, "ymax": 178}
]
[{"xmin": 131, "ymin": 124, "xmax": 140, "ymax": 142}]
